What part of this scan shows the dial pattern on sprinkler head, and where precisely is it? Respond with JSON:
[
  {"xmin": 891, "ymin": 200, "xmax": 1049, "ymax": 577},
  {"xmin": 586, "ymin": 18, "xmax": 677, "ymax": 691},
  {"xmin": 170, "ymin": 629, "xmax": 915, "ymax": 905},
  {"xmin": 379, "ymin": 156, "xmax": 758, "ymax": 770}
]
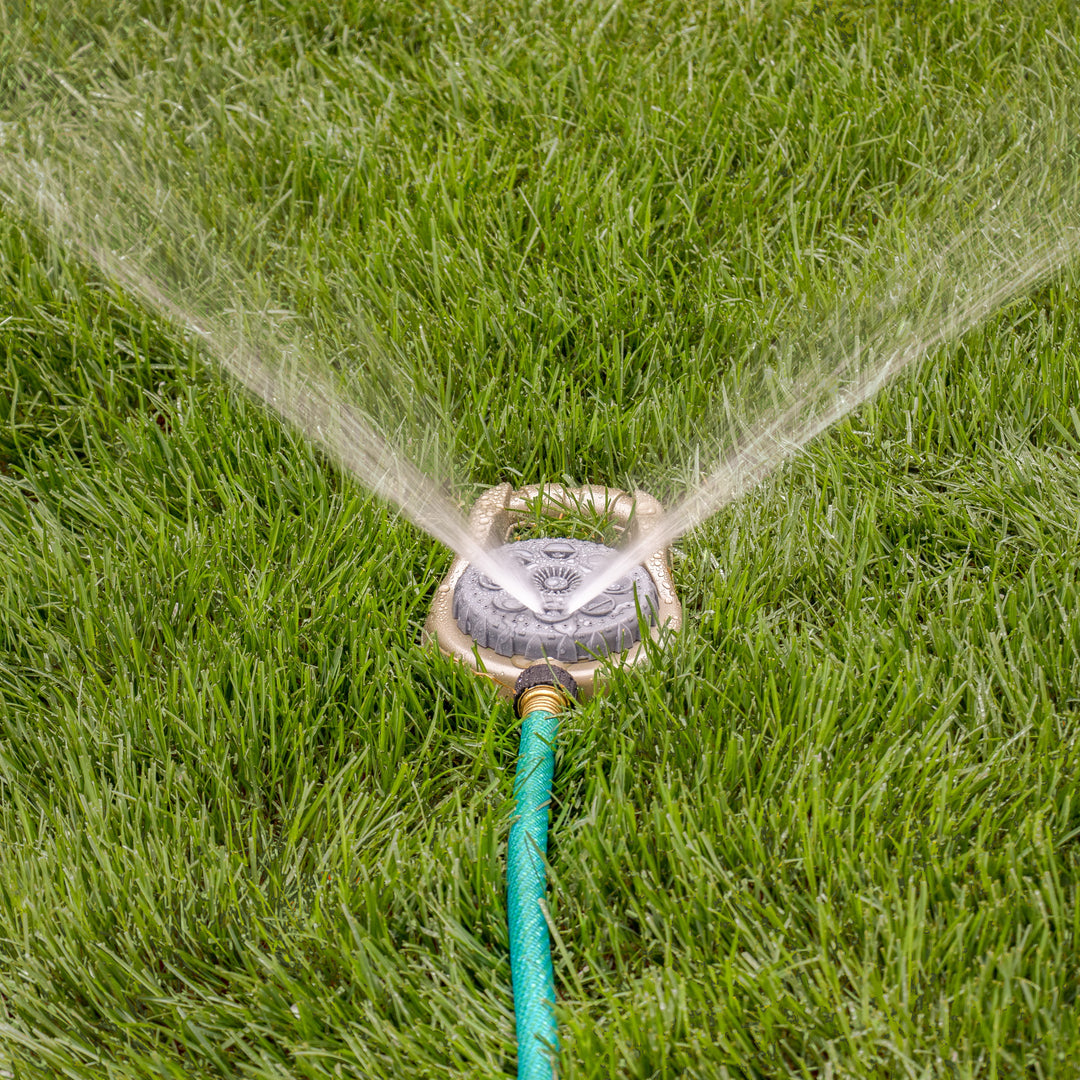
[{"xmin": 452, "ymin": 538, "xmax": 659, "ymax": 662}]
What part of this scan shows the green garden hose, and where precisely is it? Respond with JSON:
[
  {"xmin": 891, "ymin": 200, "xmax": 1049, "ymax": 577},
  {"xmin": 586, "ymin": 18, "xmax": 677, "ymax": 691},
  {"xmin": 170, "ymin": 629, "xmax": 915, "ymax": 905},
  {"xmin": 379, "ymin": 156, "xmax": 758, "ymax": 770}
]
[{"xmin": 508, "ymin": 666, "xmax": 578, "ymax": 1080}]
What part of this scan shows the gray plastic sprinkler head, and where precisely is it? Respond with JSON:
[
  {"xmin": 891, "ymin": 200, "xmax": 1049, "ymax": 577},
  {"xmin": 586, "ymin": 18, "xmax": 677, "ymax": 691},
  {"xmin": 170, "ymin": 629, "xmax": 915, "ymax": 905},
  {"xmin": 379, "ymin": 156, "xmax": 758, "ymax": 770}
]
[{"xmin": 423, "ymin": 483, "xmax": 682, "ymax": 698}]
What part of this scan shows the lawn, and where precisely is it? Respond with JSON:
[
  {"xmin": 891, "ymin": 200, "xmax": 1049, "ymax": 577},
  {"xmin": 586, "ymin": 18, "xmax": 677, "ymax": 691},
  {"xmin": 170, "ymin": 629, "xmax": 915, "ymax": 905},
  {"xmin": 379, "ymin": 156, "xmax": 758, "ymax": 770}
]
[{"xmin": 2, "ymin": 2, "xmax": 1080, "ymax": 1077}]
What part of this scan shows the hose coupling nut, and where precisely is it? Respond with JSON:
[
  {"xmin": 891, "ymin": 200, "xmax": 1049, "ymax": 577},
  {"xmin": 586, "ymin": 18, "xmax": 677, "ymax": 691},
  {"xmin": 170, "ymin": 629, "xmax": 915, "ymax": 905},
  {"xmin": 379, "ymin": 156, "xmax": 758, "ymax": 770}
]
[{"xmin": 514, "ymin": 663, "xmax": 579, "ymax": 717}]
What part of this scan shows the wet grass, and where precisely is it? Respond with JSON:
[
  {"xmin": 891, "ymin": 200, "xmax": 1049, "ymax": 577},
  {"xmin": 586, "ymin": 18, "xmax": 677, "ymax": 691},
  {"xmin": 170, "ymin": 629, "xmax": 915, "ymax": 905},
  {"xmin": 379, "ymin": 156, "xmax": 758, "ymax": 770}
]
[{"xmin": 2, "ymin": 1, "xmax": 1080, "ymax": 1077}]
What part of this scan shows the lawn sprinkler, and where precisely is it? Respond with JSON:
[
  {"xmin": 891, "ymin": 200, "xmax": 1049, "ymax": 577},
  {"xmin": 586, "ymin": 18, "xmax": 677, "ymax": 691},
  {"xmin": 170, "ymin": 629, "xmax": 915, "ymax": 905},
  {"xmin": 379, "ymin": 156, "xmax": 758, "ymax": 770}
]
[
  {"xmin": 424, "ymin": 482, "xmax": 681, "ymax": 698},
  {"xmin": 425, "ymin": 483, "xmax": 681, "ymax": 1079}
]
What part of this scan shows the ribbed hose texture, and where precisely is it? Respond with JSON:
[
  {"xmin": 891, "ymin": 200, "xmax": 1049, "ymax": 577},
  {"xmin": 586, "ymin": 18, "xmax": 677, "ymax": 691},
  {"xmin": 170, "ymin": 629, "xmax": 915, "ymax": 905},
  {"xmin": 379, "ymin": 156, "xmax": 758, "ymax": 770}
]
[{"xmin": 507, "ymin": 707, "xmax": 560, "ymax": 1080}]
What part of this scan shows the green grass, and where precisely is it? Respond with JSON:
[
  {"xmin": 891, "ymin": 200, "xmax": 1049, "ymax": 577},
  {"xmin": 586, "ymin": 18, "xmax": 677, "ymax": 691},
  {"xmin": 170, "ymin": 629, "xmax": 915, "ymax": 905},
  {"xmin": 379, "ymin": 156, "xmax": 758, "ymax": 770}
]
[{"xmin": 3, "ymin": 1, "xmax": 1080, "ymax": 1076}]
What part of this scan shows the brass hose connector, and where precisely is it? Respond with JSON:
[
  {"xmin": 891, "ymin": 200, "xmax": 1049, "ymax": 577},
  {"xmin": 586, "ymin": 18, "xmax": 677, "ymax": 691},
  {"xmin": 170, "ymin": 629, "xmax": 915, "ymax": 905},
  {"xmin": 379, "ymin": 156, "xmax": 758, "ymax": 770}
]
[{"xmin": 515, "ymin": 684, "xmax": 570, "ymax": 718}]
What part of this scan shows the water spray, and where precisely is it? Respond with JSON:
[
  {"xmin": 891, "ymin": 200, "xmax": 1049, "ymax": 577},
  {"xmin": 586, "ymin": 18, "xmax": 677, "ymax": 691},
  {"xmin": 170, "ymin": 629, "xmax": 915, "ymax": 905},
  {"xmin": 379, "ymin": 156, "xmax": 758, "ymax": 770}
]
[
  {"xmin": 425, "ymin": 483, "xmax": 681, "ymax": 1077},
  {"xmin": 8, "ymin": 57, "xmax": 1080, "ymax": 1079}
]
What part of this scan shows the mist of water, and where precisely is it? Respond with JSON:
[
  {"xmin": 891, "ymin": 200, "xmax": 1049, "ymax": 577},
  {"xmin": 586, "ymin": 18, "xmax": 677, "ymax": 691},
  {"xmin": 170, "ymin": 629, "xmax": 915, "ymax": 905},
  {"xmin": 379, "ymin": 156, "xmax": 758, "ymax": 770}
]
[
  {"xmin": 565, "ymin": 146, "xmax": 1080, "ymax": 614},
  {"xmin": 6, "ymin": 65, "xmax": 1080, "ymax": 628},
  {"xmin": 0, "ymin": 86, "xmax": 546, "ymax": 612}
]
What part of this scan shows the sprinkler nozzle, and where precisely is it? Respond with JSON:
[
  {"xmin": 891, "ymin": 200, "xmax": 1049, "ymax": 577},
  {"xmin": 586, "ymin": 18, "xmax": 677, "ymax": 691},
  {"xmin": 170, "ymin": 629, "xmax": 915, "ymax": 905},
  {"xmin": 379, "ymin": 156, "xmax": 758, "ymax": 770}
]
[{"xmin": 514, "ymin": 663, "xmax": 579, "ymax": 717}]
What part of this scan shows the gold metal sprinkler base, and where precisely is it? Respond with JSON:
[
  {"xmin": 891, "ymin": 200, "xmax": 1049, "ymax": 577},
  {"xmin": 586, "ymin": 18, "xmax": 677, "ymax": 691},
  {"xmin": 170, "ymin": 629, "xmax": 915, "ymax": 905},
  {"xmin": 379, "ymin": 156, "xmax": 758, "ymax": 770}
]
[{"xmin": 422, "ymin": 483, "xmax": 682, "ymax": 698}]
